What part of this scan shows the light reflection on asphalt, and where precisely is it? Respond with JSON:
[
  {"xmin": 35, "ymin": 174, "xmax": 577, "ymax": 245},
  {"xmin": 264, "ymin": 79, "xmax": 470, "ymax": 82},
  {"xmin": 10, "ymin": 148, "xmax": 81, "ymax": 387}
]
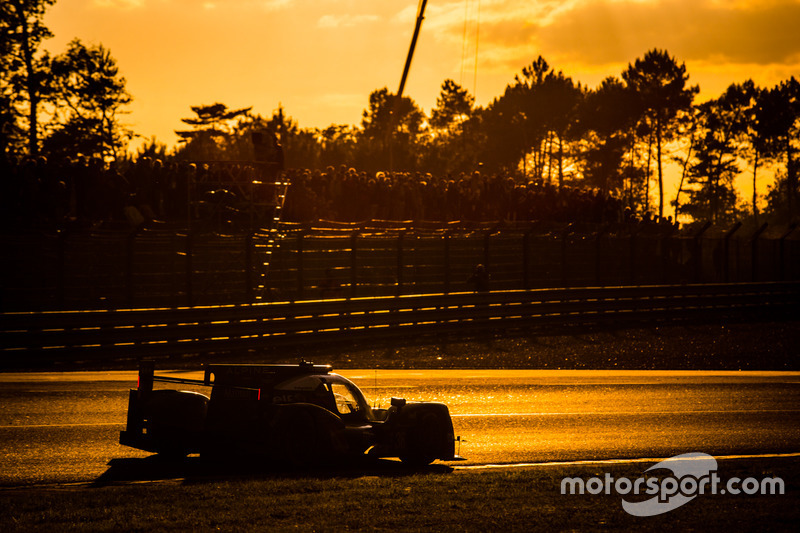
[{"xmin": 0, "ymin": 370, "xmax": 798, "ymax": 484}]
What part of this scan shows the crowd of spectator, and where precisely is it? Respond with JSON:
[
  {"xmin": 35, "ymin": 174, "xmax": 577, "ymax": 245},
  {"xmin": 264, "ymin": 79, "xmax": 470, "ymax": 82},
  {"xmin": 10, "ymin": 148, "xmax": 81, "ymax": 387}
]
[
  {"xmin": 2, "ymin": 157, "xmax": 678, "ymax": 232},
  {"xmin": 1, "ymin": 156, "xmax": 267, "ymax": 230},
  {"xmin": 282, "ymin": 165, "xmax": 629, "ymax": 226}
]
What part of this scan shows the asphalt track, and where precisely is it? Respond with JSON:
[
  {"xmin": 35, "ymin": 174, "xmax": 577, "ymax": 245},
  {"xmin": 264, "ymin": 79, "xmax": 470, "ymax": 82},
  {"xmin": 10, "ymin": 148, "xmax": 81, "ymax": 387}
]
[{"xmin": 1, "ymin": 369, "xmax": 799, "ymax": 487}]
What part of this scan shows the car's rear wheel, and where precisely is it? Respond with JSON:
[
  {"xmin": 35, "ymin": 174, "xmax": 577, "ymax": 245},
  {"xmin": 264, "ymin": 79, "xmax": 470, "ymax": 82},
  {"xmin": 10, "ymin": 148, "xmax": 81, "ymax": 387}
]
[
  {"xmin": 273, "ymin": 407, "xmax": 319, "ymax": 467},
  {"xmin": 400, "ymin": 412, "xmax": 442, "ymax": 466},
  {"xmin": 146, "ymin": 390, "xmax": 208, "ymax": 458}
]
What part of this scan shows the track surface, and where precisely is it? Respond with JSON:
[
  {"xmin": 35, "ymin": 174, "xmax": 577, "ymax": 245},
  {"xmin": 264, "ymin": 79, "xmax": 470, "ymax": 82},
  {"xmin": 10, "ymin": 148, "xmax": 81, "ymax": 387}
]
[{"xmin": 1, "ymin": 369, "xmax": 799, "ymax": 487}]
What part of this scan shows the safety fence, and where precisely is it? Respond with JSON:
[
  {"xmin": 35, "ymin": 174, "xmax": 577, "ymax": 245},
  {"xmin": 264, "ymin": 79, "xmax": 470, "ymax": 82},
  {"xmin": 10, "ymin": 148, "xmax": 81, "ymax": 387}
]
[
  {"xmin": 2, "ymin": 221, "xmax": 799, "ymax": 311},
  {"xmin": 3, "ymin": 282, "xmax": 798, "ymax": 366}
]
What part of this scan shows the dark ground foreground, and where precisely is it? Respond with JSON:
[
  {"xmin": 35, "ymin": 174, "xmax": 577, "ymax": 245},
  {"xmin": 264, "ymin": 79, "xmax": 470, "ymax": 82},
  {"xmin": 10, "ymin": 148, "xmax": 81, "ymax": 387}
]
[{"xmin": 1, "ymin": 456, "xmax": 797, "ymax": 531}]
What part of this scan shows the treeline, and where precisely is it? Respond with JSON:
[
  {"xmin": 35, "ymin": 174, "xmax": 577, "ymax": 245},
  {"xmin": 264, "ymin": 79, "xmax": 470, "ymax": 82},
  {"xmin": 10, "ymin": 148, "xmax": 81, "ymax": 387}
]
[
  {"xmin": 2, "ymin": 1, "xmax": 799, "ymax": 228},
  {"xmin": 173, "ymin": 56, "xmax": 798, "ymax": 228},
  {"xmin": 2, "ymin": 1, "xmax": 131, "ymax": 162}
]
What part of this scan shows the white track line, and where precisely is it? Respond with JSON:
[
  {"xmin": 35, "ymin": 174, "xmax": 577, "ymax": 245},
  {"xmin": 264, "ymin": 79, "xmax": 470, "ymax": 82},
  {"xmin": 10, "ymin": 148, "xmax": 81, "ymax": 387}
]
[
  {"xmin": 451, "ymin": 409, "xmax": 800, "ymax": 417},
  {"xmin": 455, "ymin": 452, "xmax": 800, "ymax": 470},
  {"xmin": 0, "ymin": 423, "xmax": 122, "ymax": 429}
]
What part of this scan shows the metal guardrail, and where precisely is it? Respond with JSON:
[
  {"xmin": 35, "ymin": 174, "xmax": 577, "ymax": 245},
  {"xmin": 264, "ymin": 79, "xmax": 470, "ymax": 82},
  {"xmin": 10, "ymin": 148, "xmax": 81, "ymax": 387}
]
[{"xmin": 2, "ymin": 282, "xmax": 799, "ymax": 364}]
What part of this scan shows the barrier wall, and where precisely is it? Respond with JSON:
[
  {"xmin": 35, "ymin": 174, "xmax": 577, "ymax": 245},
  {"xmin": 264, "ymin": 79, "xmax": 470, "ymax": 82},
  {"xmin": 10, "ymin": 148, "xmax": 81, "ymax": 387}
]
[{"xmin": 2, "ymin": 221, "xmax": 799, "ymax": 311}]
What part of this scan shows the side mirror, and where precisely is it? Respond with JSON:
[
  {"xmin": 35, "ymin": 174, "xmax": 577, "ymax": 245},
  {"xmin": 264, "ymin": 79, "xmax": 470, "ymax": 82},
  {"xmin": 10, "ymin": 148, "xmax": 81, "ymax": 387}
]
[{"xmin": 390, "ymin": 397, "xmax": 406, "ymax": 408}]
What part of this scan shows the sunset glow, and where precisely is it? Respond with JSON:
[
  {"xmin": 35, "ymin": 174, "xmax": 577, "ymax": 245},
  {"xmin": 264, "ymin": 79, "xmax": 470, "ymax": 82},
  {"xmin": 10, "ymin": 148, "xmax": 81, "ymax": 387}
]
[{"xmin": 44, "ymin": 0, "xmax": 800, "ymax": 150}]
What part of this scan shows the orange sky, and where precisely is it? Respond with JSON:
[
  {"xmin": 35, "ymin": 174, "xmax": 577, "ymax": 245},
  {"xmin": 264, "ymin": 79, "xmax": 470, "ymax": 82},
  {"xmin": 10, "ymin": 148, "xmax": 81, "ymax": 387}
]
[{"xmin": 44, "ymin": 0, "xmax": 800, "ymax": 153}]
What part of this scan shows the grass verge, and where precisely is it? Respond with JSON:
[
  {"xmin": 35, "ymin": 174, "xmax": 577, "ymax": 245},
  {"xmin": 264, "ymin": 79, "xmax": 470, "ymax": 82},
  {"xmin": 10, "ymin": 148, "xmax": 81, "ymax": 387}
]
[{"xmin": 1, "ymin": 457, "xmax": 797, "ymax": 531}]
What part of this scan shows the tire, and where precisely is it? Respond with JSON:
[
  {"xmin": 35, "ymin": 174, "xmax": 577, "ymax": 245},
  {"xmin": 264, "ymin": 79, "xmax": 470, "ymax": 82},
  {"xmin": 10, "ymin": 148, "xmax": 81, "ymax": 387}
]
[
  {"xmin": 273, "ymin": 407, "xmax": 319, "ymax": 468},
  {"xmin": 400, "ymin": 412, "xmax": 442, "ymax": 466},
  {"xmin": 145, "ymin": 390, "xmax": 208, "ymax": 457}
]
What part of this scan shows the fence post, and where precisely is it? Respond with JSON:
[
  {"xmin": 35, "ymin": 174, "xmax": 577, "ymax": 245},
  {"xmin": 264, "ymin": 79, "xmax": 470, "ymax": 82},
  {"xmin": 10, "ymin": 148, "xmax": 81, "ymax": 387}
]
[
  {"xmin": 693, "ymin": 221, "xmax": 712, "ymax": 283},
  {"xmin": 443, "ymin": 232, "xmax": 451, "ymax": 294},
  {"xmin": 779, "ymin": 224, "xmax": 798, "ymax": 281},
  {"xmin": 751, "ymin": 222, "xmax": 768, "ymax": 282},
  {"xmin": 396, "ymin": 231, "xmax": 405, "ymax": 296},
  {"xmin": 561, "ymin": 227, "xmax": 568, "ymax": 288},
  {"xmin": 56, "ymin": 230, "xmax": 67, "ymax": 309},
  {"xmin": 350, "ymin": 231, "xmax": 358, "ymax": 298},
  {"xmin": 296, "ymin": 232, "xmax": 304, "ymax": 300},
  {"xmin": 659, "ymin": 226, "xmax": 677, "ymax": 284},
  {"xmin": 245, "ymin": 232, "xmax": 254, "ymax": 303},
  {"xmin": 595, "ymin": 226, "xmax": 608, "ymax": 286},
  {"xmin": 628, "ymin": 229, "xmax": 637, "ymax": 285},
  {"xmin": 523, "ymin": 231, "xmax": 530, "ymax": 290},
  {"xmin": 185, "ymin": 232, "xmax": 193, "ymax": 306},
  {"xmin": 722, "ymin": 222, "xmax": 742, "ymax": 282},
  {"xmin": 484, "ymin": 230, "xmax": 491, "ymax": 271},
  {"xmin": 126, "ymin": 225, "xmax": 144, "ymax": 308}
]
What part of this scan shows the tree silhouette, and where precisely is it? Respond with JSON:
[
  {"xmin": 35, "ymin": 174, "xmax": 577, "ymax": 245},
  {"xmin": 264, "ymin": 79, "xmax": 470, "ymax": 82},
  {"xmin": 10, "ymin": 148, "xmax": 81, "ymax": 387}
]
[
  {"xmin": 177, "ymin": 103, "xmax": 252, "ymax": 137},
  {"xmin": 513, "ymin": 56, "xmax": 553, "ymax": 179},
  {"xmin": 422, "ymin": 79, "xmax": 478, "ymax": 174},
  {"xmin": 2, "ymin": 0, "xmax": 56, "ymax": 157},
  {"xmin": 481, "ymin": 87, "xmax": 528, "ymax": 173},
  {"xmin": 175, "ymin": 102, "xmax": 251, "ymax": 160},
  {"xmin": 46, "ymin": 39, "xmax": 132, "ymax": 160},
  {"xmin": 430, "ymin": 79, "xmax": 474, "ymax": 132},
  {"xmin": 360, "ymin": 87, "xmax": 424, "ymax": 171},
  {"xmin": 579, "ymin": 76, "xmax": 637, "ymax": 193},
  {"xmin": 683, "ymin": 84, "xmax": 749, "ymax": 223},
  {"xmin": 671, "ymin": 105, "xmax": 701, "ymax": 222},
  {"xmin": 539, "ymin": 68, "xmax": 584, "ymax": 189},
  {"xmin": 758, "ymin": 78, "xmax": 800, "ymax": 221},
  {"xmin": 480, "ymin": 57, "xmax": 553, "ymax": 176},
  {"xmin": 316, "ymin": 124, "xmax": 359, "ymax": 168},
  {"xmin": 623, "ymin": 49, "xmax": 698, "ymax": 218},
  {"xmin": 482, "ymin": 57, "xmax": 584, "ymax": 185},
  {"xmin": 736, "ymin": 80, "xmax": 767, "ymax": 222}
]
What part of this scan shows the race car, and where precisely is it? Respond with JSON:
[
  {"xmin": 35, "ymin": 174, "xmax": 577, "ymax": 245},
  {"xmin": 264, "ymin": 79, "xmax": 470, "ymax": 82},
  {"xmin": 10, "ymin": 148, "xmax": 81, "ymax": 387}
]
[{"xmin": 120, "ymin": 361, "xmax": 461, "ymax": 466}]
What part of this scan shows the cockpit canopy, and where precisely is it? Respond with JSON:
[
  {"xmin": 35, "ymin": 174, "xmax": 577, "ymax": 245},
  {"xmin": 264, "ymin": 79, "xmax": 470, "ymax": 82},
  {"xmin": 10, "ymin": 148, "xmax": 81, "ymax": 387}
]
[{"xmin": 274, "ymin": 373, "xmax": 374, "ymax": 422}]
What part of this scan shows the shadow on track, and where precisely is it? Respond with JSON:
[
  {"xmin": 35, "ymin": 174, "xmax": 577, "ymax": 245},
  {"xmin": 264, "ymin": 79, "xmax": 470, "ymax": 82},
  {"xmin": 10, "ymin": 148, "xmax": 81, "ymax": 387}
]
[{"xmin": 93, "ymin": 455, "xmax": 453, "ymax": 487}]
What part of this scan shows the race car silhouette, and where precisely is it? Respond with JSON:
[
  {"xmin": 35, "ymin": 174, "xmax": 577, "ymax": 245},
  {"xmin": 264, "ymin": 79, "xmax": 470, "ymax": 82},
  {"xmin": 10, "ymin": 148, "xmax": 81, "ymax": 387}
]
[{"xmin": 120, "ymin": 361, "xmax": 461, "ymax": 466}]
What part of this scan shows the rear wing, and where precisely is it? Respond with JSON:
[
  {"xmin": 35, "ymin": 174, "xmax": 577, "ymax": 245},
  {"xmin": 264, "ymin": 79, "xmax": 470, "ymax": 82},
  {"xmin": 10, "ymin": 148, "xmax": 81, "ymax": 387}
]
[
  {"xmin": 136, "ymin": 361, "xmax": 333, "ymax": 392},
  {"xmin": 135, "ymin": 360, "xmax": 207, "ymax": 393}
]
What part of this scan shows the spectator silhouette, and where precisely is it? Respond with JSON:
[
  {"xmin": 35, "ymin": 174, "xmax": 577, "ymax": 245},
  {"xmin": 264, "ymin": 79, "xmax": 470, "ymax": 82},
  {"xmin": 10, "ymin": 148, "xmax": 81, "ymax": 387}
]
[
  {"xmin": 320, "ymin": 268, "xmax": 344, "ymax": 299},
  {"xmin": 468, "ymin": 264, "xmax": 490, "ymax": 292}
]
